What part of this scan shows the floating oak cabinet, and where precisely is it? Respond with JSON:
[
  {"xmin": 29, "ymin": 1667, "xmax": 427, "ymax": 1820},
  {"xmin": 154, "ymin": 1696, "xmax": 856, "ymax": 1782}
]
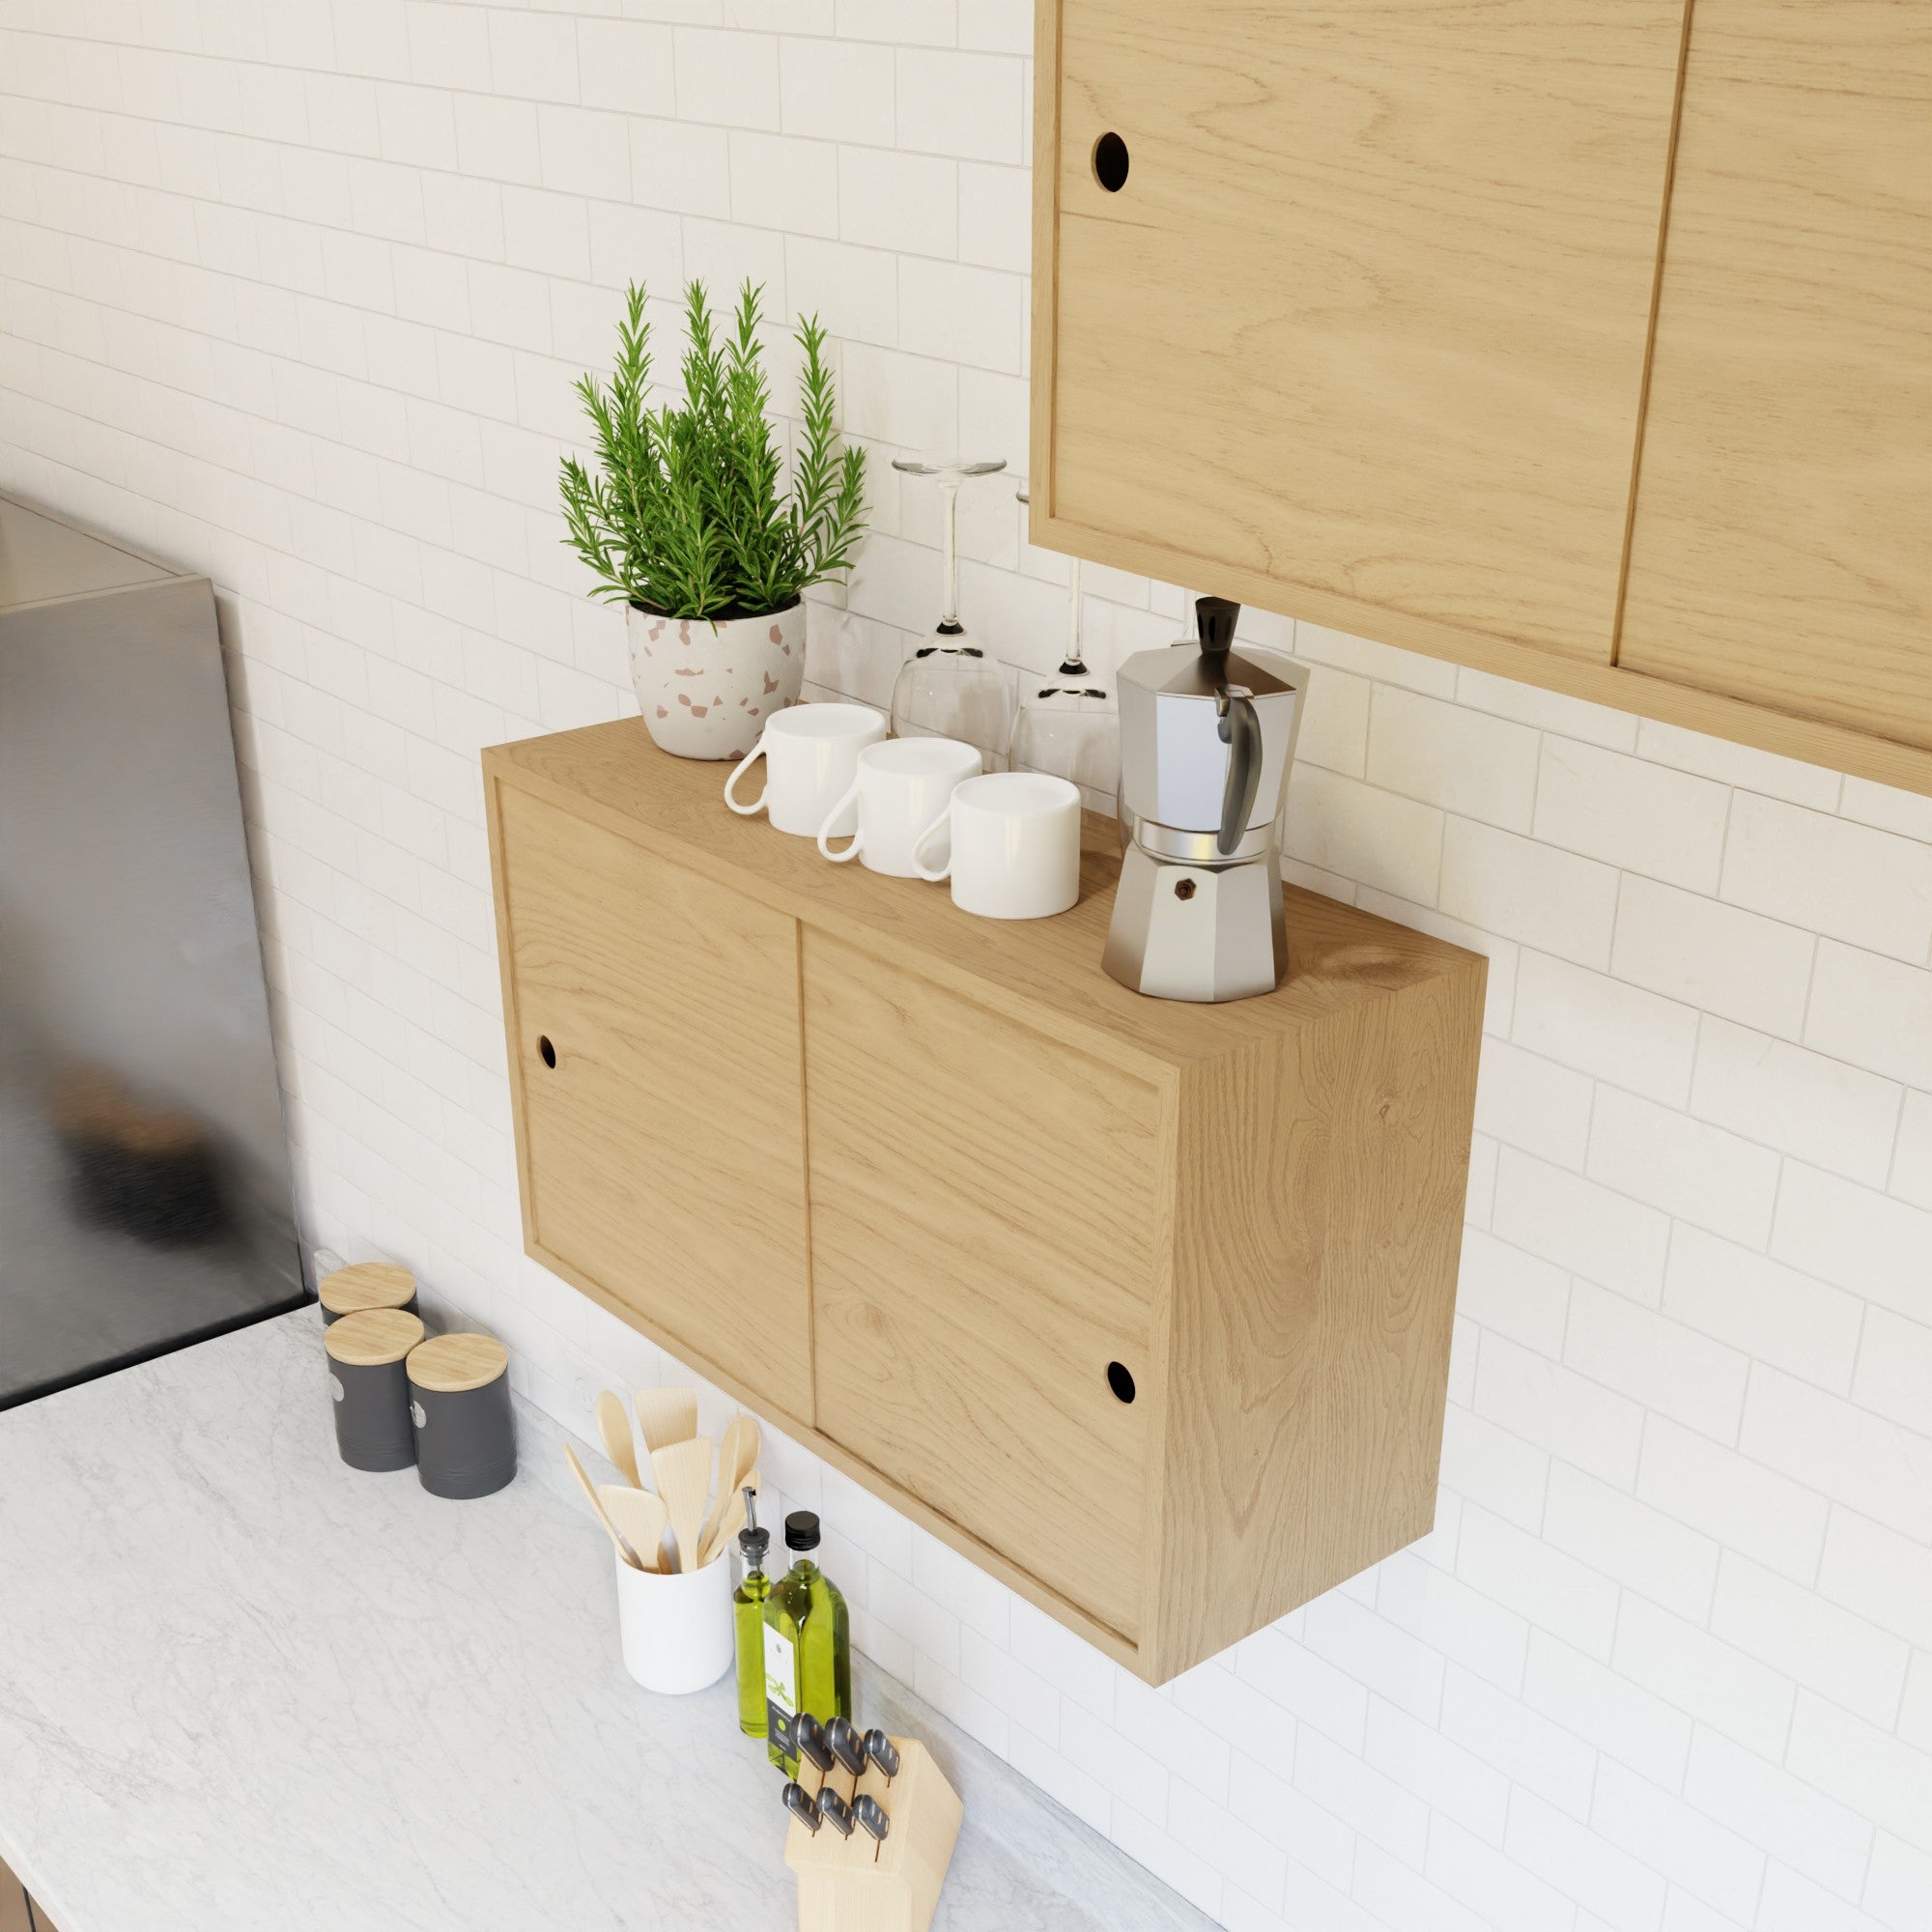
[
  {"xmin": 1031, "ymin": 0, "xmax": 1932, "ymax": 795},
  {"xmin": 486, "ymin": 722, "xmax": 1485, "ymax": 1682}
]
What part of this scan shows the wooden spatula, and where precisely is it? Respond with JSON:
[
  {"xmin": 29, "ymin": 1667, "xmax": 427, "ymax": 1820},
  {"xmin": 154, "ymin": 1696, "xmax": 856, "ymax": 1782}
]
[
  {"xmin": 651, "ymin": 1436, "xmax": 713, "ymax": 1574},
  {"xmin": 565, "ymin": 1444, "xmax": 642, "ymax": 1569},
  {"xmin": 696, "ymin": 1413, "xmax": 761, "ymax": 1561},
  {"xmin": 634, "ymin": 1385, "xmax": 698, "ymax": 1458},
  {"xmin": 699, "ymin": 1484, "xmax": 749, "ymax": 1569},
  {"xmin": 600, "ymin": 1483, "xmax": 668, "ymax": 1576},
  {"xmin": 594, "ymin": 1389, "xmax": 641, "ymax": 1488}
]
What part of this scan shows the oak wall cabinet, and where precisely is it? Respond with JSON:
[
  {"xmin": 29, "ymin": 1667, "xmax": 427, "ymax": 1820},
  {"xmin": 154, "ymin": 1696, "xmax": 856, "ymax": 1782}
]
[
  {"xmin": 1031, "ymin": 0, "xmax": 1932, "ymax": 795},
  {"xmin": 486, "ymin": 723, "xmax": 1485, "ymax": 1682}
]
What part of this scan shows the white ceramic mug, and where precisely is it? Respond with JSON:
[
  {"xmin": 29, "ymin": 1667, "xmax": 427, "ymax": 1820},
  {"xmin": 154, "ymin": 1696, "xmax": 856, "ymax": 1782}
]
[
  {"xmin": 723, "ymin": 703, "xmax": 887, "ymax": 837},
  {"xmin": 912, "ymin": 773, "xmax": 1083, "ymax": 919},
  {"xmin": 816, "ymin": 738, "xmax": 982, "ymax": 878},
  {"xmin": 613, "ymin": 1543, "xmax": 734, "ymax": 1695}
]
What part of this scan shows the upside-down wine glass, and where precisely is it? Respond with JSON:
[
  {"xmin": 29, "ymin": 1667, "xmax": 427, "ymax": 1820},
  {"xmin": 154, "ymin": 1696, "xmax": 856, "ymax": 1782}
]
[
  {"xmin": 1009, "ymin": 486, "xmax": 1121, "ymax": 810},
  {"xmin": 888, "ymin": 457, "xmax": 1011, "ymax": 771}
]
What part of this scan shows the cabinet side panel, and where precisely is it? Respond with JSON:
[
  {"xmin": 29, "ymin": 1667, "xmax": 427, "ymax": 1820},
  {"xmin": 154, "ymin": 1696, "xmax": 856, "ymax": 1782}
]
[
  {"xmin": 1051, "ymin": 0, "xmax": 1688, "ymax": 663},
  {"xmin": 484, "ymin": 768, "xmax": 538, "ymax": 1245},
  {"xmin": 495, "ymin": 785, "xmax": 814, "ymax": 1418},
  {"xmin": 1619, "ymin": 0, "xmax": 1932, "ymax": 747},
  {"xmin": 1029, "ymin": 0, "xmax": 1064, "ymax": 518},
  {"xmin": 1151, "ymin": 961, "xmax": 1484, "ymax": 1676}
]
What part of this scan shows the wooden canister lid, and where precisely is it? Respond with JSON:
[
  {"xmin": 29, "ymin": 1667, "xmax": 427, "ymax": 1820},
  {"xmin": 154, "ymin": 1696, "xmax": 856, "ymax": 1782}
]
[
  {"xmin": 320, "ymin": 1261, "xmax": 417, "ymax": 1319},
  {"xmin": 325, "ymin": 1309, "xmax": 425, "ymax": 1368},
  {"xmin": 408, "ymin": 1333, "xmax": 508, "ymax": 1394}
]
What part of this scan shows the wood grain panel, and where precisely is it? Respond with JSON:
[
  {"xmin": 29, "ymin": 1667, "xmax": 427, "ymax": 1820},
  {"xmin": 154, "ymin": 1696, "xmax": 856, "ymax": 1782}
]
[
  {"xmin": 803, "ymin": 929, "xmax": 1161, "ymax": 1639},
  {"xmin": 485, "ymin": 726, "xmax": 1491, "ymax": 1679},
  {"xmin": 488, "ymin": 723, "xmax": 1473, "ymax": 1071},
  {"xmin": 1044, "ymin": 0, "xmax": 1689, "ymax": 662},
  {"xmin": 1619, "ymin": 0, "xmax": 1932, "ymax": 748},
  {"xmin": 1149, "ymin": 964, "xmax": 1484, "ymax": 1675},
  {"xmin": 494, "ymin": 784, "xmax": 813, "ymax": 1417}
]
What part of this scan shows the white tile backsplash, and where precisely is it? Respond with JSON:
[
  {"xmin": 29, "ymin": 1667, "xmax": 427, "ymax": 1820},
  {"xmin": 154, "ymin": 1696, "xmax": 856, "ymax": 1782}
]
[{"xmin": 4, "ymin": 9, "xmax": 1931, "ymax": 1929}]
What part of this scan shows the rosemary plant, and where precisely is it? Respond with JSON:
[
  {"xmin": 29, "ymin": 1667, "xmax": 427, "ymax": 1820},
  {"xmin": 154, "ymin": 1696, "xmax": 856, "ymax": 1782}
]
[{"xmin": 559, "ymin": 279, "xmax": 867, "ymax": 622}]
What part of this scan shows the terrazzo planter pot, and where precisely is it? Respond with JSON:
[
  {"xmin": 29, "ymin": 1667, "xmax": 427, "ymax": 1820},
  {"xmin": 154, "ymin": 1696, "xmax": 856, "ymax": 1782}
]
[{"xmin": 626, "ymin": 598, "xmax": 806, "ymax": 761}]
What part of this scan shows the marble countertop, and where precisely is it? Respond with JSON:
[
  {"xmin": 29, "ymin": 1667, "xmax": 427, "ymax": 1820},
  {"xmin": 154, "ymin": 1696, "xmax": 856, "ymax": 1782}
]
[{"xmin": 0, "ymin": 1310, "xmax": 1212, "ymax": 1932}]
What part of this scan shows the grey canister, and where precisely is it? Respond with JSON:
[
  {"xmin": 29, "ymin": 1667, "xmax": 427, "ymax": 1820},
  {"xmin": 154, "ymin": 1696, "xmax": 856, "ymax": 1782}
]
[
  {"xmin": 325, "ymin": 1309, "xmax": 425, "ymax": 1471},
  {"xmin": 407, "ymin": 1334, "xmax": 516, "ymax": 1500},
  {"xmin": 319, "ymin": 1260, "xmax": 420, "ymax": 1327}
]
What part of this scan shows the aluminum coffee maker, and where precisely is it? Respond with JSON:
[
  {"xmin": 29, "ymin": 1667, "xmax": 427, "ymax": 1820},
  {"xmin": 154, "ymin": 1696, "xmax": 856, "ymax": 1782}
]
[{"xmin": 1103, "ymin": 597, "xmax": 1302, "ymax": 1003}]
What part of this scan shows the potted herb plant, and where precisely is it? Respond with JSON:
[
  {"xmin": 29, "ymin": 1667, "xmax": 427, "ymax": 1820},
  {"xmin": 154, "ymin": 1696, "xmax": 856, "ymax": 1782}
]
[{"xmin": 560, "ymin": 279, "xmax": 867, "ymax": 760}]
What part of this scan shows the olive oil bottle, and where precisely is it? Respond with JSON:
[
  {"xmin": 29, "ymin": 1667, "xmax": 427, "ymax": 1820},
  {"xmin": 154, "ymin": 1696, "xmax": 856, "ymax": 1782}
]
[
  {"xmin": 732, "ymin": 1492, "xmax": 772, "ymax": 1741},
  {"xmin": 762, "ymin": 1510, "xmax": 851, "ymax": 1775}
]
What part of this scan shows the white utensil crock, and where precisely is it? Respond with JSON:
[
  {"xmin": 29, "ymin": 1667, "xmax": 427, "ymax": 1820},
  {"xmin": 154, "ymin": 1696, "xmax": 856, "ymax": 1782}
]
[
  {"xmin": 815, "ymin": 738, "xmax": 982, "ymax": 877},
  {"xmin": 913, "ymin": 772, "xmax": 1082, "ymax": 919},
  {"xmin": 614, "ymin": 1544, "xmax": 734, "ymax": 1694}
]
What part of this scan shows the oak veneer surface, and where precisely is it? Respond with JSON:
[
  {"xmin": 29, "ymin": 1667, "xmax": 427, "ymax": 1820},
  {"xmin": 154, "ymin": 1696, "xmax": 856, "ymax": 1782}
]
[
  {"xmin": 805, "ymin": 930, "xmax": 1159, "ymax": 1639},
  {"xmin": 1038, "ymin": 0, "xmax": 1688, "ymax": 666},
  {"xmin": 489, "ymin": 722, "xmax": 1465, "ymax": 1075},
  {"xmin": 485, "ymin": 723, "xmax": 1487, "ymax": 1680},
  {"xmin": 491, "ymin": 781, "xmax": 814, "ymax": 1418},
  {"xmin": 1155, "ymin": 968, "xmax": 1481, "ymax": 1669},
  {"xmin": 1619, "ymin": 0, "xmax": 1932, "ymax": 750}
]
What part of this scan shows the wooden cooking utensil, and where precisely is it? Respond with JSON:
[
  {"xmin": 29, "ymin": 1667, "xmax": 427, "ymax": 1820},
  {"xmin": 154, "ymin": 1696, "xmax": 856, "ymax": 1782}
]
[
  {"xmin": 698, "ymin": 1484, "xmax": 749, "ymax": 1569},
  {"xmin": 600, "ymin": 1483, "xmax": 668, "ymax": 1577},
  {"xmin": 696, "ymin": 1413, "xmax": 760, "ymax": 1559},
  {"xmin": 634, "ymin": 1385, "xmax": 698, "ymax": 1458},
  {"xmin": 651, "ymin": 1436, "xmax": 713, "ymax": 1573},
  {"xmin": 594, "ymin": 1389, "xmax": 642, "ymax": 1488},
  {"xmin": 565, "ymin": 1443, "xmax": 642, "ymax": 1568}
]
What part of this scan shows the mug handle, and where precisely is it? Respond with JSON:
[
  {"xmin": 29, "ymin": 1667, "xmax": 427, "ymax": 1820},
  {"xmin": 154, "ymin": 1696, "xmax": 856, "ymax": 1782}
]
[
  {"xmin": 723, "ymin": 735, "xmax": 771, "ymax": 815},
  {"xmin": 816, "ymin": 778, "xmax": 865, "ymax": 864},
  {"xmin": 910, "ymin": 806, "xmax": 953, "ymax": 883}
]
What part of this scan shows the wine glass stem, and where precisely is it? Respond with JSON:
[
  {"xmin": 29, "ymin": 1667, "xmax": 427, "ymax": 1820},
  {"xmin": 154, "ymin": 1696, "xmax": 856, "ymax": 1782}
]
[
  {"xmin": 1066, "ymin": 554, "xmax": 1084, "ymax": 671},
  {"xmin": 941, "ymin": 481, "xmax": 960, "ymax": 629}
]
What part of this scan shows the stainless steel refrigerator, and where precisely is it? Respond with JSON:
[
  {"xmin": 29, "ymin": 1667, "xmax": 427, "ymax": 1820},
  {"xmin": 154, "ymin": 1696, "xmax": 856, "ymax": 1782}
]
[{"xmin": 0, "ymin": 497, "xmax": 303, "ymax": 1407}]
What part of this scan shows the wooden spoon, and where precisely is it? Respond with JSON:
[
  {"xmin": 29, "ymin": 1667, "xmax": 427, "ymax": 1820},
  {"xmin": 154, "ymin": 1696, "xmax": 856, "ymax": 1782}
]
[
  {"xmin": 564, "ymin": 1443, "xmax": 642, "ymax": 1569},
  {"xmin": 634, "ymin": 1385, "xmax": 698, "ymax": 1458},
  {"xmin": 651, "ymin": 1436, "xmax": 713, "ymax": 1574},
  {"xmin": 601, "ymin": 1484, "xmax": 668, "ymax": 1577},
  {"xmin": 594, "ymin": 1389, "xmax": 641, "ymax": 1488},
  {"xmin": 696, "ymin": 1414, "xmax": 761, "ymax": 1560}
]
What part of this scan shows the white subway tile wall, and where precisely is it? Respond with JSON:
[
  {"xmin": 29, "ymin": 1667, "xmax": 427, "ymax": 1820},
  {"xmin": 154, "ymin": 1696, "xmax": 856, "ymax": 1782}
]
[{"xmin": 1, "ymin": 9, "xmax": 1928, "ymax": 1930}]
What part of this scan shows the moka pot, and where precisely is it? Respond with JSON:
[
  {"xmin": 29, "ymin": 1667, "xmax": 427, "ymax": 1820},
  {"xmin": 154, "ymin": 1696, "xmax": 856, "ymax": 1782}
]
[{"xmin": 1101, "ymin": 597, "xmax": 1302, "ymax": 1003}]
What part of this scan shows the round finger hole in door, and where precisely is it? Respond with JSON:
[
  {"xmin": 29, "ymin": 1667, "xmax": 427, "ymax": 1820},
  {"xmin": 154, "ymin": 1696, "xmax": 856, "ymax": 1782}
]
[
  {"xmin": 1093, "ymin": 132, "xmax": 1130, "ymax": 193},
  {"xmin": 1106, "ymin": 1360, "xmax": 1136, "ymax": 1404},
  {"xmin": 538, "ymin": 1035, "xmax": 556, "ymax": 1068}
]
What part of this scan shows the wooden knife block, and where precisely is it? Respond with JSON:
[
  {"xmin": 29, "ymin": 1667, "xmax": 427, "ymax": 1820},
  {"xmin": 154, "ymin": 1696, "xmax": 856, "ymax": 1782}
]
[{"xmin": 783, "ymin": 1737, "xmax": 961, "ymax": 1932}]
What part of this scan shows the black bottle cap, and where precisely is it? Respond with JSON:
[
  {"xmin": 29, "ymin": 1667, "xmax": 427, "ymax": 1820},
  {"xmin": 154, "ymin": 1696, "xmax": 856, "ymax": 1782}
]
[
  {"xmin": 785, "ymin": 1510, "xmax": 822, "ymax": 1552},
  {"xmin": 1196, "ymin": 595, "xmax": 1241, "ymax": 657},
  {"xmin": 739, "ymin": 1523, "xmax": 770, "ymax": 1565}
]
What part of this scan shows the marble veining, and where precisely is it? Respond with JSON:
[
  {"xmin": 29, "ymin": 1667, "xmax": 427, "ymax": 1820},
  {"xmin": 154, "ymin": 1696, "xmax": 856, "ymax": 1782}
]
[{"xmin": 0, "ymin": 1310, "xmax": 1213, "ymax": 1932}]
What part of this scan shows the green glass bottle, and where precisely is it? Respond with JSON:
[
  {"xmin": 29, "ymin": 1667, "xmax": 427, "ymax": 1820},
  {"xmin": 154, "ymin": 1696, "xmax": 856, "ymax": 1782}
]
[
  {"xmin": 732, "ymin": 1493, "xmax": 772, "ymax": 1741},
  {"xmin": 762, "ymin": 1510, "xmax": 851, "ymax": 1775}
]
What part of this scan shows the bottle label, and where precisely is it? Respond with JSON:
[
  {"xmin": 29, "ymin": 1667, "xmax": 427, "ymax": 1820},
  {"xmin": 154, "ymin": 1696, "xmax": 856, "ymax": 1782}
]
[{"xmin": 763, "ymin": 1622, "xmax": 798, "ymax": 1755}]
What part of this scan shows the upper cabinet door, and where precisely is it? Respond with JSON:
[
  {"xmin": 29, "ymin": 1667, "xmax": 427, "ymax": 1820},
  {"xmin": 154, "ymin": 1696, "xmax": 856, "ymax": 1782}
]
[
  {"xmin": 492, "ymin": 785, "xmax": 814, "ymax": 1420},
  {"xmin": 1036, "ymin": 0, "xmax": 1690, "ymax": 664},
  {"xmin": 1619, "ymin": 1, "xmax": 1932, "ymax": 749}
]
